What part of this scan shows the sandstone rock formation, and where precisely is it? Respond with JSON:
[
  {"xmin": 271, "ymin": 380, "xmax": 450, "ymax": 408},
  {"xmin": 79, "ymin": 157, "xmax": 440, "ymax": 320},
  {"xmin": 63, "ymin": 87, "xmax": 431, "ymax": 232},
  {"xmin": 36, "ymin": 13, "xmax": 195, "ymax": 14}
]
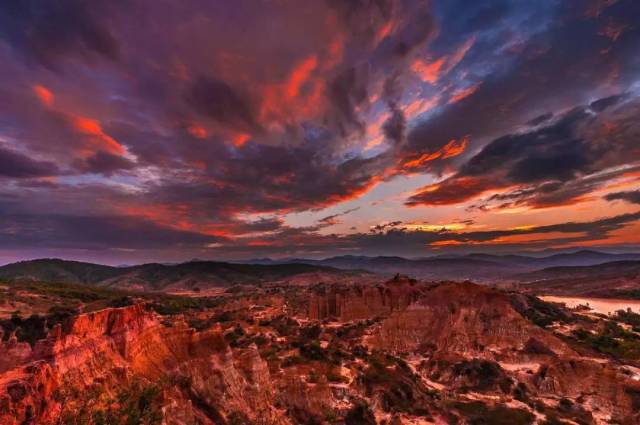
[
  {"xmin": 0, "ymin": 304, "xmax": 290, "ymax": 425},
  {"xmin": 307, "ymin": 275, "xmax": 427, "ymax": 321}
]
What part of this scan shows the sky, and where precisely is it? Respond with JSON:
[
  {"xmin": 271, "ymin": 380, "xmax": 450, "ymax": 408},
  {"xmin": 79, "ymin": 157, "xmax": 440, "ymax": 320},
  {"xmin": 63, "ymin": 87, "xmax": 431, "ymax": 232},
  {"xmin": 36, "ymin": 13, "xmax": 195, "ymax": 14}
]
[{"xmin": 0, "ymin": 0, "xmax": 639, "ymax": 265}]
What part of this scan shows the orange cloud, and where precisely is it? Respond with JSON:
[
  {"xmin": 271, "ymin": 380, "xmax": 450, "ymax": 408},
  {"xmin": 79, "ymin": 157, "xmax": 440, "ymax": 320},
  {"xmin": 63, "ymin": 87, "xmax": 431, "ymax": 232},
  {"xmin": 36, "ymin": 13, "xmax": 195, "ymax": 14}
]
[
  {"xmin": 285, "ymin": 55, "xmax": 318, "ymax": 99},
  {"xmin": 411, "ymin": 36, "xmax": 475, "ymax": 84},
  {"xmin": 403, "ymin": 136, "xmax": 469, "ymax": 169},
  {"xmin": 71, "ymin": 115, "xmax": 126, "ymax": 156},
  {"xmin": 404, "ymin": 96, "xmax": 439, "ymax": 119},
  {"xmin": 259, "ymin": 54, "xmax": 325, "ymax": 125},
  {"xmin": 324, "ymin": 175, "xmax": 384, "ymax": 206},
  {"xmin": 407, "ymin": 176, "xmax": 496, "ymax": 206},
  {"xmin": 364, "ymin": 134, "xmax": 385, "ymax": 151},
  {"xmin": 33, "ymin": 85, "xmax": 54, "ymax": 107},
  {"xmin": 411, "ymin": 57, "xmax": 445, "ymax": 84},
  {"xmin": 375, "ymin": 17, "xmax": 397, "ymax": 44},
  {"xmin": 230, "ymin": 132, "xmax": 250, "ymax": 147},
  {"xmin": 441, "ymin": 135, "xmax": 469, "ymax": 159},
  {"xmin": 430, "ymin": 240, "xmax": 466, "ymax": 247},
  {"xmin": 121, "ymin": 203, "xmax": 232, "ymax": 238},
  {"xmin": 403, "ymin": 151, "xmax": 442, "ymax": 169},
  {"xmin": 449, "ymin": 84, "xmax": 479, "ymax": 104},
  {"xmin": 186, "ymin": 123, "xmax": 209, "ymax": 139}
]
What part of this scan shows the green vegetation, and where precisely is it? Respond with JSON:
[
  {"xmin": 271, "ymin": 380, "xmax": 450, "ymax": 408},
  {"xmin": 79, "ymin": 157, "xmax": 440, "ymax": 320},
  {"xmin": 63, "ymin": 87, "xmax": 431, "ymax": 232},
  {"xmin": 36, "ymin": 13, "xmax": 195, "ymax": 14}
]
[
  {"xmin": 0, "ymin": 305, "xmax": 78, "ymax": 346},
  {"xmin": 572, "ymin": 321, "xmax": 640, "ymax": 361},
  {"xmin": 613, "ymin": 309, "xmax": 640, "ymax": 332},
  {"xmin": 299, "ymin": 340, "xmax": 328, "ymax": 361},
  {"xmin": 360, "ymin": 352, "xmax": 435, "ymax": 415},
  {"xmin": 224, "ymin": 324, "xmax": 246, "ymax": 347},
  {"xmin": 344, "ymin": 401, "xmax": 376, "ymax": 425},
  {"xmin": 0, "ymin": 258, "xmax": 342, "ymax": 290},
  {"xmin": 609, "ymin": 290, "xmax": 640, "ymax": 300},
  {"xmin": 511, "ymin": 294, "xmax": 574, "ymax": 328},
  {"xmin": 0, "ymin": 279, "xmax": 229, "ymax": 345},
  {"xmin": 535, "ymin": 397, "xmax": 594, "ymax": 425},
  {"xmin": 58, "ymin": 379, "xmax": 163, "ymax": 425},
  {"xmin": 451, "ymin": 359, "xmax": 513, "ymax": 393},
  {"xmin": 451, "ymin": 401, "xmax": 535, "ymax": 425},
  {"xmin": 146, "ymin": 295, "xmax": 222, "ymax": 315},
  {"xmin": 1, "ymin": 279, "xmax": 224, "ymax": 314}
]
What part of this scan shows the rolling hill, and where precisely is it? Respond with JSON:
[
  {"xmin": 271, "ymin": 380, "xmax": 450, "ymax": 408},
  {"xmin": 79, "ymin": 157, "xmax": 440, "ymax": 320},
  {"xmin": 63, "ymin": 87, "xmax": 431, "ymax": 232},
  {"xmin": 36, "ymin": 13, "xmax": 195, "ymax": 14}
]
[
  {"xmin": 517, "ymin": 260, "xmax": 640, "ymax": 298},
  {"xmin": 250, "ymin": 250, "xmax": 640, "ymax": 282},
  {"xmin": 0, "ymin": 258, "xmax": 364, "ymax": 291}
]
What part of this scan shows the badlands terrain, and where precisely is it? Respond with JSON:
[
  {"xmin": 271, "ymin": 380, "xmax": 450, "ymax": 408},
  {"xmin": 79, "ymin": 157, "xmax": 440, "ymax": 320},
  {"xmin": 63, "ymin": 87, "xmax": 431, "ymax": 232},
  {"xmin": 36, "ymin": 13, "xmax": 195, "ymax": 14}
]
[{"xmin": 1, "ymin": 256, "xmax": 640, "ymax": 424}]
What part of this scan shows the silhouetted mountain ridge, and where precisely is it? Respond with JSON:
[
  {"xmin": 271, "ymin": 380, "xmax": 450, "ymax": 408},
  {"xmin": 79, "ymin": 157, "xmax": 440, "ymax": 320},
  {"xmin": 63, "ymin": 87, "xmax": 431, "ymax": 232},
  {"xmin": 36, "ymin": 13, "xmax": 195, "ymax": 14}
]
[
  {"xmin": 248, "ymin": 250, "xmax": 640, "ymax": 281},
  {"xmin": 0, "ymin": 258, "xmax": 359, "ymax": 291}
]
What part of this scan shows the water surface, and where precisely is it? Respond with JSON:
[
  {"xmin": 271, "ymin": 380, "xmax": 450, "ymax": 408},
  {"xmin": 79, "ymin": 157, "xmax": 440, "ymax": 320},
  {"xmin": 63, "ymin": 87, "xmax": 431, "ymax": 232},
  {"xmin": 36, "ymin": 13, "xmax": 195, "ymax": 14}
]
[{"xmin": 540, "ymin": 296, "xmax": 640, "ymax": 315}]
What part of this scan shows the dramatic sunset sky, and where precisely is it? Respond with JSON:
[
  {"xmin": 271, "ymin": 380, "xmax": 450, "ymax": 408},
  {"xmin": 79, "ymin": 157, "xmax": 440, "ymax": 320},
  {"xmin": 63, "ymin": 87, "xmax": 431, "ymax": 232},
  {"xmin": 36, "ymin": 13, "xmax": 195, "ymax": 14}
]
[{"xmin": 1, "ymin": 0, "xmax": 639, "ymax": 264}]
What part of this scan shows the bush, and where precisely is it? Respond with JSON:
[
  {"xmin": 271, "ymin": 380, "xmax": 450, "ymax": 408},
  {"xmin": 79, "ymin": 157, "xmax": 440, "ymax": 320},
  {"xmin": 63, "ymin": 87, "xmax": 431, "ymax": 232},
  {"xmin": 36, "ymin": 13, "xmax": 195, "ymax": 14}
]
[
  {"xmin": 299, "ymin": 340, "xmax": 328, "ymax": 361},
  {"xmin": 578, "ymin": 321, "xmax": 640, "ymax": 361},
  {"xmin": 345, "ymin": 401, "xmax": 376, "ymax": 425},
  {"xmin": 452, "ymin": 401, "xmax": 534, "ymax": 425},
  {"xmin": 452, "ymin": 359, "xmax": 513, "ymax": 393}
]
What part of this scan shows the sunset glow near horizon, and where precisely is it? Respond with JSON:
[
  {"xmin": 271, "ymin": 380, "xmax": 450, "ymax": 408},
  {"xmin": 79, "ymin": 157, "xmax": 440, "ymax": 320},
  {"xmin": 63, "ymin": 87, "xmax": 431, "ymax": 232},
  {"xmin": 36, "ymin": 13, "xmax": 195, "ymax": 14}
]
[{"xmin": 1, "ymin": 0, "xmax": 639, "ymax": 265}]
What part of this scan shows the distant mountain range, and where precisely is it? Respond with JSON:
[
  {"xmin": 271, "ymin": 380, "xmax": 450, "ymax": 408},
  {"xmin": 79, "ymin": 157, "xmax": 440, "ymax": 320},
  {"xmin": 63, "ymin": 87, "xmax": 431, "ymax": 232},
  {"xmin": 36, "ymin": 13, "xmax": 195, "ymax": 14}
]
[
  {"xmin": 246, "ymin": 250, "xmax": 640, "ymax": 282},
  {"xmin": 1, "ymin": 250, "xmax": 639, "ymax": 292},
  {"xmin": 515, "ymin": 260, "xmax": 640, "ymax": 298},
  {"xmin": 0, "ymin": 259, "xmax": 364, "ymax": 291}
]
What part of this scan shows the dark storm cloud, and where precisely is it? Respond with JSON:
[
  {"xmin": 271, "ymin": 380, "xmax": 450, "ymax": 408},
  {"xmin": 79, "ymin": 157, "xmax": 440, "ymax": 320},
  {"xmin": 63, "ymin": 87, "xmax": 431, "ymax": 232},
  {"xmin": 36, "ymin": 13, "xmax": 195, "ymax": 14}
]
[
  {"xmin": 605, "ymin": 190, "xmax": 640, "ymax": 205},
  {"xmin": 526, "ymin": 113, "xmax": 554, "ymax": 127},
  {"xmin": 382, "ymin": 103, "xmax": 406, "ymax": 145},
  {"xmin": 188, "ymin": 76, "xmax": 259, "ymax": 131},
  {"xmin": 0, "ymin": 212, "xmax": 221, "ymax": 250},
  {"xmin": 408, "ymin": 93, "xmax": 640, "ymax": 208},
  {"xmin": 0, "ymin": 146, "xmax": 58, "ymax": 178},
  {"xmin": 0, "ymin": 0, "xmax": 120, "ymax": 67},
  {"xmin": 389, "ymin": 3, "xmax": 434, "ymax": 58},
  {"xmin": 327, "ymin": 67, "xmax": 369, "ymax": 137},
  {"xmin": 74, "ymin": 151, "xmax": 136, "ymax": 176}
]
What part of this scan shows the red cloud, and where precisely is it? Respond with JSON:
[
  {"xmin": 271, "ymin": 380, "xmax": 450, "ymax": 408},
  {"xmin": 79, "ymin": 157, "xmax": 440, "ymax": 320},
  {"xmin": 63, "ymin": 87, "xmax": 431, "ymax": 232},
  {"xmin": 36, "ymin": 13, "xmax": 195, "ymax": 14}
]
[
  {"xmin": 403, "ymin": 136, "xmax": 469, "ymax": 170},
  {"xmin": 70, "ymin": 115, "xmax": 126, "ymax": 157},
  {"xmin": 186, "ymin": 123, "xmax": 209, "ymax": 139},
  {"xmin": 449, "ymin": 83, "xmax": 480, "ymax": 104},
  {"xmin": 33, "ymin": 84, "xmax": 54, "ymax": 107},
  {"xmin": 411, "ymin": 57, "xmax": 446, "ymax": 84},
  {"xmin": 407, "ymin": 176, "xmax": 497, "ymax": 206}
]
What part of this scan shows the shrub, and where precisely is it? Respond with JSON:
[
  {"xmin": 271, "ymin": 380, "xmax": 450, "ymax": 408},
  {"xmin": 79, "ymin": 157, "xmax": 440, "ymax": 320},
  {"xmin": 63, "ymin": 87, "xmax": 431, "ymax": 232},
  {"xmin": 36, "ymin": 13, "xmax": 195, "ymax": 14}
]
[{"xmin": 344, "ymin": 401, "xmax": 376, "ymax": 425}]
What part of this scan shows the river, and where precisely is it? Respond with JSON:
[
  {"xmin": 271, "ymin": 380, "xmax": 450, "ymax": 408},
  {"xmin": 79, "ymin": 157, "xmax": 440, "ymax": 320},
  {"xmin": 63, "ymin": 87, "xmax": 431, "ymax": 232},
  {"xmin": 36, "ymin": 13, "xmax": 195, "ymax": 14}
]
[{"xmin": 540, "ymin": 296, "xmax": 640, "ymax": 315}]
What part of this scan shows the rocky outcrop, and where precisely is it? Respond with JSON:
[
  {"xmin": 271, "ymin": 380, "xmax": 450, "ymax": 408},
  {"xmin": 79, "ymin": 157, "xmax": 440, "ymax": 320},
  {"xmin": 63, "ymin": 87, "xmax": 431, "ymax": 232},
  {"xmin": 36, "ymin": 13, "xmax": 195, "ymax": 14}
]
[
  {"xmin": 532, "ymin": 359, "xmax": 640, "ymax": 422},
  {"xmin": 368, "ymin": 282, "xmax": 571, "ymax": 357},
  {"xmin": 0, "ymin": 361, "xmax": 59, "ymax": 425},
  {"xmin": 307, "ymin": 276, "xmax": 427, "ymax": 321},
  {"xmin": 0, "ymin": 330, "xmax": 32, "ymax": 373},
  {"xmin": 0, "ymin": 304, "xmax": 290, "ymax": 425}
]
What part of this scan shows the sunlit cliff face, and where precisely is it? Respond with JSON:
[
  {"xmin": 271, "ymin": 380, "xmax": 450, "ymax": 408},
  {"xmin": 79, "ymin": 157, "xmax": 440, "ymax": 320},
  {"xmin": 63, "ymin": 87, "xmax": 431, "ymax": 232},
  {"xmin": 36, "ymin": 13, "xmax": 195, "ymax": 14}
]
[{"xmin": 0, "ymin": 0, "xmax": 639, "ymax": 264}]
